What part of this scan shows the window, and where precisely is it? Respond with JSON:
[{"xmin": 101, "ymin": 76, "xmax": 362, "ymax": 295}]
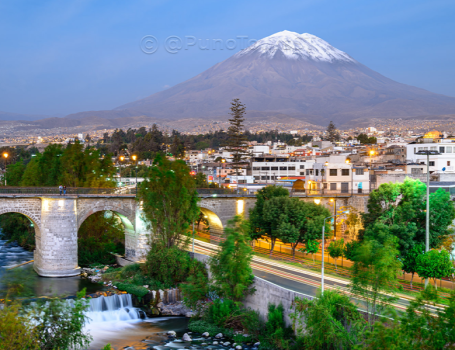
[
  {"xmin": 341, "ymin": 169, "xmax": 349, "ymax": 176},
  {"xmin": 414, "ymin": 147, "xmax": 417, "ymax": 154},
  {"xmin": 300, "ymin": 172, "xmax": 305, "ymax": 175},
  {"xmin": 330, "ymin": 183, "xmax": 337, "ymax": 190},
  {"xmin": 329, "ymin": 169, "xmax": 337, "ymax": 176},
  {"xmin": 355, "ymin": 168, "xmax": 364, "ymax": 175},
  {"xmin": 323, "ymin": 183, "xmax": 328, "ymax": 189},
  {"xmin": 439, "ymin": 147, "xmax": 445, "ymax": 153},
  {"xmin": 448, "ymin": 161, "xmax": 451, "ymax": 166},
  {"xmin": 315, "ymin": 169, "xmax": 319, "ymax": 176},
  {"xmin": 280, "ymin": 166, "xmax": 287, "ymax": 170},
  {"xmin": 252, "ymin": 167, "xmax": 260, "ymax": 170},
  {"xmin": 429, "ymin": 161, "xmax": 435, "ymax": 166},
  {"xmin": 288, "ymin": 167, "xmax": 295, "ymax": 171},
  {"xmin": 306, "ymin": 169, "xmax": 310, "ymax": 175},
  {"xmin": 261, "ymin": 176, "xmax": 267, "ymax": 180},
  {"xmin": 300, "ymin": 165, "xmax": 305, "ymax": 169},
  {"xmin": 261, "ymin": 167, "xmax": 270, "ymax": 170},
  {"xmin": 271, "ymin": 166, "xmax": 278, "ymax": 170},
  {"xmin": 447, "ymin": 146, "xmax": 452, "ymax": 153}
]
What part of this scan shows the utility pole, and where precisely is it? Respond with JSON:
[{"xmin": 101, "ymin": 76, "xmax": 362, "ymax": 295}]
[{"xmin": 416, "ymin": 150, "xmax": 439, "ymax": 288}]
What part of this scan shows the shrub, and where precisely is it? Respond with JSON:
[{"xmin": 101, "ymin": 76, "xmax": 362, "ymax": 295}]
[
  {"xmin": 206, "ymin": 299, "xmax": 241, "ymax": 328},
  {"xmin": 180, "ymin": 265, "xmax": 209, "ymax": 311},
  {"xmin": 0, "ymin": 302, "xmax": 39, "ymax": 350},
  {"xmin": 187, "ymin": 319, "xmax": 223, "ymax": 335},
  {"xmin": 142, "ymin": 245, "xmax": 199, "ymax": 286},
  {"xmin": 114, "ymin": 283, "xmax": 149, "ymax": 299},
  {"xmin": 261, "ymin": 304, "xmax": 293, "ymax": 349}
]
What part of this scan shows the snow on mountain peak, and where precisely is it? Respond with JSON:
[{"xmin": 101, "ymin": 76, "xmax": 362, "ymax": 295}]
[{"xmin": 235, "ymin": 30, "xmax": 355, "ymax": 63}]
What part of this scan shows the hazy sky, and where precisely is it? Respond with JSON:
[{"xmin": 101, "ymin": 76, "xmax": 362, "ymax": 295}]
[{"xmin": 0, "ymin": 0, "xmax": 454, "ymax": 116}]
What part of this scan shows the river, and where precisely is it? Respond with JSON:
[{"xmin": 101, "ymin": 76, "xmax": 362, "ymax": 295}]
[{"xmin": 0, "ymin": 239, "xmax": 189, "ymax": 350}]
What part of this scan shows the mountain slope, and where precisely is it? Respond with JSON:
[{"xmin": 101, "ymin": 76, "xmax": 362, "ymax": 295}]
[{"xmin": 95, "ymin": 31, "xmax": 455, "ymax": 125}]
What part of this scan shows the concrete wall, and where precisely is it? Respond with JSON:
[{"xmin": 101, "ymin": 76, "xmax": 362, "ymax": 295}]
[{"xmin": 193, "ymin": 252, "xmax": 312, "ymax": 327}]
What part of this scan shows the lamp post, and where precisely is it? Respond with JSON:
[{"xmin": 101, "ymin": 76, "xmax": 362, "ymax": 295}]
[
  {"xmin": 321, "ymin": 209, "xmax": 350, "ymax": 295},
  {"xmin": 3, "ymin": 152, "xmax": 8, "ymax": 186},
  {"xmin": 330, "ymin": 198, "xmax": 336, "ymax": 238},
  {"xmin": 416, "ymin": 150, "xmax": 440, "ymax": 288},
  {"xmin": 346, "ymin": 158, "xmax": 352, "ymax": 195},
  {"xmin": 369, "ymin": 150, "xmax": 375, "ymax": 169},
  {"xmin": 132, "ymin": 155, "xmax": 138, "ymax": 195}
]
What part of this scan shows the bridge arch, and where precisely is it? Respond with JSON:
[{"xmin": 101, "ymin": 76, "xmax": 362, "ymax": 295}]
[
  {"xmin": 198, "ymin": 207, "xmax": 224, "ymax": 235},
  {"xmin": 0, "ymin": 208, "xmax": 42, "ymax": 235}
]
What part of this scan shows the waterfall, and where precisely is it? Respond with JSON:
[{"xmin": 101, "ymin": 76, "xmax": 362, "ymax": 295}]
[{"xmin": 85, "ymin": 294, "xmax": 143, "ymax": 324}]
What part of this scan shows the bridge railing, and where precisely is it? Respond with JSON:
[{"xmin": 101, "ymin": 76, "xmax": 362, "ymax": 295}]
[
  {"xmin": 290, "ymin": 188, "xmax": 372, "ymax": 197},
  {"xmin": 0, "ymin": 187, "xmax": 136, "ymax": 195},
  {"xmin": 196, "ymin": 188, "xmax": 237, "ymax": 195}
]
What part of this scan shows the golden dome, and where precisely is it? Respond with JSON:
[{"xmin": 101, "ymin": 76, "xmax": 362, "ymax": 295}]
[{"xmin": 423, "ymin": 130, "xmax": 442, "ymax": 139}]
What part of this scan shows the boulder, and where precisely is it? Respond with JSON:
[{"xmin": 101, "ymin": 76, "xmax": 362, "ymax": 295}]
[{"xmin": 182, "ymin": 333, "xmax": 192, "ymax": 342}]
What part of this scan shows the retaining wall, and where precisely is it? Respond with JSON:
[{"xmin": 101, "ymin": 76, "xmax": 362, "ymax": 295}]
[{"xmin": 193, "ymin": 252, "xmax": 312, "ymax": 327}]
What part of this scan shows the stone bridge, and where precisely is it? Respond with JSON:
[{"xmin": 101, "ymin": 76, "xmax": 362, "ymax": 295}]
[{"xmin": 0, "ymin": 193, "xmax": 369, "ymax": 277}]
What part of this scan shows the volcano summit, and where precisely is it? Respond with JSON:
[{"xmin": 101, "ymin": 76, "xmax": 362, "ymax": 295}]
[{"xmin": 69, "ymin": 31, "xmax": 455, "ymax": 126}]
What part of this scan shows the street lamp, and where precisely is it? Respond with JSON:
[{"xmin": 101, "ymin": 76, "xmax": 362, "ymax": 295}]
[
  {"xmin": 416, "ymin": 149, "xmax": 440, "ymax": 288},
  {"xmin": 3, "ymin": 152, "xmax": 8, "ymax": 186},
  {"xmin": 346, "ymin": 158, "xmax": 353, "ymax": 195},
  {"xmin": 321, "ymin": 210, "xmax": 349, "ymax": 295},
  {"xmin": 132, "ymin": 155, "xmax": 138, "ymax": 195}
]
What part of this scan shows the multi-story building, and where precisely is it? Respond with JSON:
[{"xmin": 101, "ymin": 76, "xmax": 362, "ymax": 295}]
[
  {"xmin": 250, "ymin": 155, "xmax": 315, "ymax": 182},
  {"xmin": 306, "ymin": 155, "xmax": 370, "ymax": 193},
  {"xmin": 407, "ymin": 139, "xmax": 455, "ymax": 173}
]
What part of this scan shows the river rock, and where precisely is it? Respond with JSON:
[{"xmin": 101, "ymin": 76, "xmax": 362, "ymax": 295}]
[
  {"xmin": 158, "ymin": 301, "xmax": 192, "ymax": 316},
  {"xmin": 202, "ymin": 332, "xmax": 209, "ymax": 337},
  {"xmin": 182, "ymin": 333, "xmax": 192, "ymax": 342},
  {"xmin": 235, "ymin": 346, "xmax": 243, "ymax": 350},
  {"xmin": 167, "ymin": 330, "xmax": 176, "ymax": 337},
  {"xmin": 223, "ymin": 341, "xmax": 231, "ymax": 346},
  {"xmin": 215, "ymin": 333, "xmax": 223, "ymax": 339},
  {"xmin": 212, "ymin": 341, "xmax": 218, "ymax": 345},
  {"xmin": 254, "ymin": 342, "xmax": 260, "ymax": 346}
]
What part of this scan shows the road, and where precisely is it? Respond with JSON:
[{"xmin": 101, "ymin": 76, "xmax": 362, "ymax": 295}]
[{"xmin": 191, "ymin": 238, "xmax": 444, "ymax": 315}]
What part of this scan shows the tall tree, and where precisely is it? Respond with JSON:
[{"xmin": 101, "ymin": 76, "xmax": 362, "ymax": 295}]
[
  {"xmin": 362, "ymin": 178, "xmax": 455, "ymax": 256},
  {"xmin": 138, "ymin": 154, "xmax": 199, "ymax": 248},
  {"xmin": 326, "ymin": 121, "xmax": 340, "ymax": 142},
  {"xmin": 209, "ymin": 215, "xmax": 255, "ymax": 302},
  {"xmin": 350, "ymin": 233, "xmax": 402, "ymax": 327},
  {"xmin": 224, "ymin": 99, "xmax": 249, "ymax": 175},
  {"xmin": 328, "ymin": 238, "xmax": 345, "ymax": 272},
  {"xmin": 249, "ymin": 185, "xmax": 289, "ymax": 242},
  {"xmin": 402, "ymin": 243, "xmax": 425, "ymax": 289}
]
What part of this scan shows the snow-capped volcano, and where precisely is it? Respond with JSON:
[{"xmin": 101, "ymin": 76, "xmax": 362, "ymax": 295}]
[
  {"xmin": 235, "ymin": 30, "xmax": 355, "ymax": 63},
  {"xmin": 66, "ymin": 30, "xmax": 455, "ymax": 127}
]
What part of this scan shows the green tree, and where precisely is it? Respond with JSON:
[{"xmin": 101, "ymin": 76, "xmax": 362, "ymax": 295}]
[
  {"xmin": 291, "ymin": 289, "xmax": 364, "ymax": 350},
  {"xmin": 4, "ymin": 161, "xmax": 26, "ymax": 186},
  {"xmin": 0, "ymin": 213, "xmax": 35, "ymax": 250},
  {"xmin": 224, "ymin": 99, "xmax": 249, "ymax": 175},
  {"xmin": 328, "ymin": 238, "xmax": 344, "ymax": 272},
  {"xmin": 138, "ymin": 154, "xmax": 199, "ymax": 248},
  {"xmin": 303, "ymin": 239, "xmax": 319, "ymax": 264},
  {"xmin": 194, "ymin": 172, "xmax": 208, "ymax": 188},
  {"xmin": 20, "ymin": 156, "xmax": 42, "ymax": 186},
  {"xmin": 326, "ymin": 121, "xmax": 340, "ymax": 142},
  {"xmin": 0, "ymin": 302, "xmax": 39, "ymax": 350},
  {"xmin": 362, "ymin": 178, "xmax": 455, "ymax": 256},
  {"xmin": 402, "ymin": 243, "xmax": 425, "ymax": 289},
  {"xmin": 415, "ymin": 249, "xmax": 454, "ymax": 289},
  {"xmin": 248, "ymin": 185, "xmax": 289, "ymax": 242},
  {"xmin": 25, "ymin": 289, "xmax": 92, "ymax": 350},
  {"xmin": 343, "ymin": 240, "xmax": 360, "ymax": 261},
  {"xmin": 350, "ymin": 233, "xmax": 402, "ymax": 327},
  {"xmin": 209, "ymin": 216, "xmax": 255, "ymax": 302},
  {"xmin": 77, "ymin": 211, "xmax": 125, "ymax": 266},
  {"xmin": 363, "ymin": 287, "xmax": 455, "ymax": 350}
]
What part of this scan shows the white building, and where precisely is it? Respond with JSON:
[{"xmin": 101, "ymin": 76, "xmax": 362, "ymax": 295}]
[
  {"xmin": 251, "ymin": 155, "xmax": 315, "ymax": 182},
  {"xmin": 406, "ymin": 140, "xmax": 455, "ymax": 173}
]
